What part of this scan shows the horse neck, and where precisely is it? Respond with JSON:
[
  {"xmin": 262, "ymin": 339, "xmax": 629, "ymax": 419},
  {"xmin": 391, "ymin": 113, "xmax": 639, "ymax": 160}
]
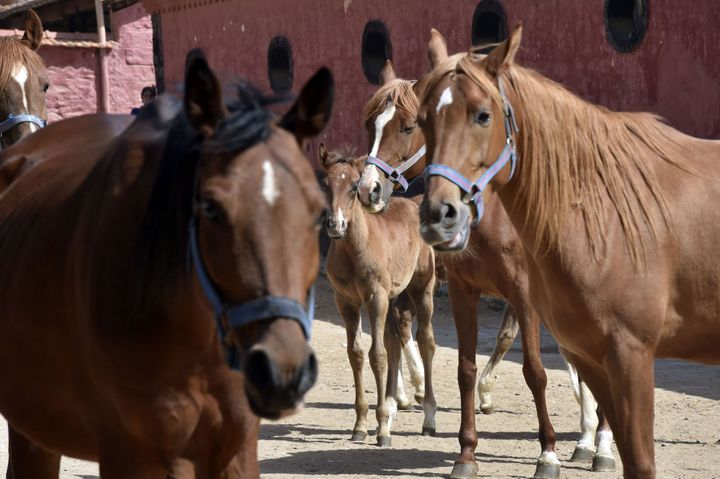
[{"xmin": 342, "ymin": 199, "xmax": 370, "ymax": 252}]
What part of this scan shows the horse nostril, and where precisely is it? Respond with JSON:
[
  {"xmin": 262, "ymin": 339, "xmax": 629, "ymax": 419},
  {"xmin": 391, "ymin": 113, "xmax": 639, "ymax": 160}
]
[
  {"xmin": 372, "ymin": 182, "xmax": 381, "ymax": 194},
  {"xmin": 443, "ymin": 202, "xmax": 457, "ymax": 221},
  {"xmin": 245, "ymin": 349, "xmax": 276, "ymax": 396}
]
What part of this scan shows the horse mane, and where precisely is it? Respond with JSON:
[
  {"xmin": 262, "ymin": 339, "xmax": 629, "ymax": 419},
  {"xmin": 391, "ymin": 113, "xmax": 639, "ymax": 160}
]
[
  {"xmin": 456, "ymin": 53, "xmax": 694, "ymax": 267},
  {"xmin": 363, "ymin": 78, "xmax": 419, "ymax": 122},
  {"xmin": 137, "ymin": 82, "xmax": 284, "ymax": 288},
  {"xmin": 0, "ymin": 36, "xmax": 45, "ymax": 91}
]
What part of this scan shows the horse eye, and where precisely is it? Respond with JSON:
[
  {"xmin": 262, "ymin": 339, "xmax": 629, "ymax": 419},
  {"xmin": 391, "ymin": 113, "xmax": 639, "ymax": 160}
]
[
  {"xmin": 200, "ymin": 198, "xmax": 226, "ymax": 223},
  {"xmin": 474, "ymin": 111, "xmax": 491, "ymax": 126},
  {"xmin": 401, "ymin": 125, "xmax": 416, "ymax": 135}
]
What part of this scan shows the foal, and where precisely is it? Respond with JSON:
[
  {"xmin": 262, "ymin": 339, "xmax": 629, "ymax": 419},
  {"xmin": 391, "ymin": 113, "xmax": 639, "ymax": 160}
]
[{"xmin": 322, "ymin": 147, "xmax": 436, "ymax": 446}]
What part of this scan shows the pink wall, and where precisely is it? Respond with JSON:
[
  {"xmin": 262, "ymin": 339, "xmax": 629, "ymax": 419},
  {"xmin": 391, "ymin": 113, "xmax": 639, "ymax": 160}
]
[
  {"xmin": 147, "ymin": 0, "xmax": 720, "ymax": 169},
  {"xmin": 39, "ymin": 2, "xmax": 155, "ymax": 121}
]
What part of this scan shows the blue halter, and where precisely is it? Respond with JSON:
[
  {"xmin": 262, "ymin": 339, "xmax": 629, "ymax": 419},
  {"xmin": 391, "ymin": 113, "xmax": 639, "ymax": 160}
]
[
  {"xmin": 188, "ymin": 216, "xmax": 315, "ymax": 370},
  {"xmin": 366, "ymin": 144, "xmax": 427, "ymax": 192},
  {"xmin": 0, "ymin": 114, "xmax": 46, "ymax": 138},
  {"xmin": 424, "ymin": 80, "xmax": 518, "ymax": 225}
]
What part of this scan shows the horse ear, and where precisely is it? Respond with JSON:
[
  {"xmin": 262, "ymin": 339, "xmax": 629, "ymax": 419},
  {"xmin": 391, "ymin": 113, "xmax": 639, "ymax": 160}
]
[
  {"xmin": 379, "ymin": 60, "xmax": 397, "ymax": 85},
  {"xmin": 279, "ymin": 67, "xmax": 334, "ymax": 144},
  {"xmin": 482, "ymin": 24, "xmax": 522, "ymax": 77},
  {"xmin": 184, "ymin": 48, "xmax": 225, "ymax": 137},
  {"xmin": 318, "ymin": 142, "xmax": 330, "ymax": 168},
  {"xmin": 21, "ymin": 9, "xmax": 43, "ymax": 51},
  {"xmin": 427, "ymin": 28, "xmax": 448, "ymax": 70}
]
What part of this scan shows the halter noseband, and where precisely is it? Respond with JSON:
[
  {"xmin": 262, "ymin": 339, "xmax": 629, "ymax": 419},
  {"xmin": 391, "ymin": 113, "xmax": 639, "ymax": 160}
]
[
  {"xmin": 0, "ymin": 114, "xmax": 47, "ymax": 138},
  {"xmin": 188, "ymin": 180, "xmax": 315, "ymax": 370},
  {"xmin": 366, "ymin": 144, "xmax": 427, "ymax": 192},
  {"xmin": 424, "ymin": 79, "xmax": 518, "ymax": 224}
]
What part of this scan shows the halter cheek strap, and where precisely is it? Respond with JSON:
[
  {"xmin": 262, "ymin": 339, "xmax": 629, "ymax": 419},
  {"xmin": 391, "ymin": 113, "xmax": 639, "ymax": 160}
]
[
  {"xmin": 366, "ymin": 144, "xmax": 427, "ymax": 192},
  {"xmin": 424, "ymin": 79, "xmax": 519, "ymax": 225},
  {"xmin": 188, "ymin": 217, "xmax": 315, "ymax": 370}
]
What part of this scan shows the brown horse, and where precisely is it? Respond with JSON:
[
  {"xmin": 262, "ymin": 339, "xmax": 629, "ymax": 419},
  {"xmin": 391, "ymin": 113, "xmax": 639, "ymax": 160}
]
[
  {"xmin": 356, "ymin": 58, "xmax": 579, "ymax": 479},
  {"xmin": 0, "ymin": 9, "xmax": 47, "ymax": 153},
  {"xmin": 0, "ymin": 50, "xmax": 332, "ymax": 478},
  {"xmin": 322, "ymin": 147, "xmax": 436, "ymax": 447},
  {"xmin": 418, "ymin": 24, "xmax": 720, "ymax": 479}
]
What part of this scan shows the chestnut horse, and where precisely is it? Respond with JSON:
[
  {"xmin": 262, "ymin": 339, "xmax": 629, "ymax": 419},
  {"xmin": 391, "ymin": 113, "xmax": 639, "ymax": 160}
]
[
  {"xmin": 0, "ymin": 51, "xmax": 332, "ymax": 478},
  {"xmin": 356, "ymin": 57, "xmax": 615, "ymax": 478},
  {"xmin": 322, "ymin": 147, "xmax": 437, "ymax": 446},
  {"xmin": 418, "ymin": 24, "xmax": 720, "ymax": 479},
  {"xmin": 0, "ymin": 9, "xmax": 48, "ymax": 155}
]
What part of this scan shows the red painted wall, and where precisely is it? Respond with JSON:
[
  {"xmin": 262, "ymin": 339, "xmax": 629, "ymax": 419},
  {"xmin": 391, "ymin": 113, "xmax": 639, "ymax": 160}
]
[
  {"xmin": 148, "ymin": 0, "xmax": 720, "ymax": 167},
  {"xmin": 3, "ymin": 2, "xmax": 156, "ymax": 122}
]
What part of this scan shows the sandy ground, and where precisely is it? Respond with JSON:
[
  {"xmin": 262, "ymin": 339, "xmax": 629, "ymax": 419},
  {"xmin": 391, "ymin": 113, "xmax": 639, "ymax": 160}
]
[{"xmin": 1, "ymin": 275, "xmax": 719, "ymax": 478}]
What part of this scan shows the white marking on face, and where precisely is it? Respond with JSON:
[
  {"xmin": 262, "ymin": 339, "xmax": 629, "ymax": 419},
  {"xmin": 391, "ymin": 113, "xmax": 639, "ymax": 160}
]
[
  {"xmin": 11, "ymin": 65, "xmax": 37, "ymax": 132},
  {"xmin": 262, "ymin": 160, "xmax": 279, "ymax": 205},
  {"xmin": 370, "ymin": 102, "xmax": 396, "ymax": 157},
  {"xmin": 341, "ymin": 173, "xmax": 346, "ymax": 179},
  {"xmin": 336, "ymin": 207, "xmax": 345, "ymax": 226},
  {"xmin": 436, "ymin": 86, "xmax": 453, "ymax": 113}
]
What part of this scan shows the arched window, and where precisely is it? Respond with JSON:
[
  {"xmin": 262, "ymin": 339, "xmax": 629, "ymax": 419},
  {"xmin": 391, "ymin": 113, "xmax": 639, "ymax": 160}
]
[
  {"xmin": 361, "ymin": 20, "xmax": 392, "ymax": 85},
  {"xmin": 471, "ymin": 0, "xmax": 508, "ymax": 53},
  {"xmin": 267, "ymin": 35, "xmax": 293, "ymax": 94},
  {"xmin": 605, "ymin": 0, "xmax": 648, "ymax": 53}
]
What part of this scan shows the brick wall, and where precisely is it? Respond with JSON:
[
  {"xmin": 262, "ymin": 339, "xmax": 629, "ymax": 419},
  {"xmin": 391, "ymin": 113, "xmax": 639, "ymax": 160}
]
[{"xmin": 38, "ymin": 2, "xmax": 156, "ymax": 121}]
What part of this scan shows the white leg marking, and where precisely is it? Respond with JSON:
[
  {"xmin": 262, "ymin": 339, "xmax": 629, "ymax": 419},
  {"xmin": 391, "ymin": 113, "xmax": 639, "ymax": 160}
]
[
  {"xmin": 386, "ymin": 396, "xmax": 397, "ymax": 430},
  {"xmin": 538, "ymin": 450, "xmax": 560, "ymax": 466},
  {"xmin": 402, "ymin": 340, "xmax": 424, "ymax": 394},
  {"xmin": 596, "ymin": 429, "xmax": 614, "ymax": 457},
  {"xmin": 262, "ymin": 160, "xmax": 279, "ymax": 205},
  {"xmin": 369, "ymin": 102, "xmax": 396, "ymax": 157},
  {"xmin": 578, "ymin": 381, "xmax": 599, "ymax": 450},
  {"xmin": 436, "ymin": 86, "xmax": 453, "ymax": 113},
  {"xmin": 422, "ymin": 400, "xmax": 437, "ymax": 431},
  {"xmin": 396, "ymin": 368, "xmax": 410, "ymax": 406}
]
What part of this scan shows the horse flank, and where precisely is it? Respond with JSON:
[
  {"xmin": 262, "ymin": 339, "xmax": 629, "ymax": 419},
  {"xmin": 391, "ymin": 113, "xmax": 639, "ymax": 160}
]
[
  {"xmin": 0, "ymin": 36, "xmax": 45, "ymax": 91},
  {"xmin": 456, "ymin": 54, "xmax": 697, "ymax": 268}
]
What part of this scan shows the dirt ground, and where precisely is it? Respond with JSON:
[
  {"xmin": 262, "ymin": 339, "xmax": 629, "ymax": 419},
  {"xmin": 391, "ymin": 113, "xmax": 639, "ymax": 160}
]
[{"xmin": 1, "ymin": 275, "xmax": 719, "ymax": 478}]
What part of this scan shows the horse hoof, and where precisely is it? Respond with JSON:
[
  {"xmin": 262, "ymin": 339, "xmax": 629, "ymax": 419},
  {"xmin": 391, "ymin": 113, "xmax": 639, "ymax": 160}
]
[
  {"xmin": 450, "ymin": 461, "xmax": 478, "ymax": 479},
  {"xmin": 376, "ymin": 435, "xmax": 392, "ymax": 447},
  {"xmin": 533, "ymin": 462, "xmax": 561, "ymax": 479},
  {"xmin": 592, "ymin": 455, "xmax": 616, "ymax": 472},
  {"xmin": 397, "ymin": 398, "xmax": 413, "ymax": 410},
  {"xmin": 570, "ymin": 446, "xmax": 595, "ymax": 463},
  {"xmin": 350, "ymin": 431, "xmax": 367, "ymax": 443},
  {"xmin": 479, "ymin": 404, "xmax": 494, "ymax": 415},
  {"xmin": 421, "ymin": 427, "xmax": 436, "ymax": 437}
]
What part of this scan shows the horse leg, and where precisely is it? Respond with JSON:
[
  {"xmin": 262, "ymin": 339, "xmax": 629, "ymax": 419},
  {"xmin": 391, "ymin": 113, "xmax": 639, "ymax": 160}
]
[
  {"xmin": 384, "ymin": 301, "xmax": 403, "ymax": 430},
  {"xmin": 6, "ymin": 425, "xmax": 60, "ymax": 479},
  {"xmin": 603, "ymin": 337, "xmax": 656, "ymax": 478},
  {"xmin": 447, "ymin": 277, "xmax": 481, "ymax": 479},
  {"xmin": 393, "ymin": 292, "xmax": 423, "ymax": 407},
  {"xmin": 412, "ymin": 284, "xmax": 437, "ymax": 437},
  {"xmin": 477, "ymin": 304, "xmax": 519, "ymax": 414},
  {"xmin": 336, "ymin": 295, "xmax": 368, "ymax": 442},
  {"xmin": 367, "ymin": 289, "xmax": 391, "ymax": 447},
  {"xmin": 592, "ymin": 405, "xmax": 616, "ymax": 472},
  {"xmin": 98, "ymin": 442, "xmax": 169, "ymax": 479},
  {"xmin": 565, "ymin": 358, "xmax": 599, "ymax": 462},
  {"xmin": 514, "ymin": 302, "xmax": 559, "ymax": 479}
]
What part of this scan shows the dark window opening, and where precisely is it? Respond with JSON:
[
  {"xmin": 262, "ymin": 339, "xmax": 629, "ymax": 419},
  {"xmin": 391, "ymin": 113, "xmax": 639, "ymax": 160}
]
[
  {"xmin": 361, "ymin": 20, "xmax": 392, "ymax": 85},
  {"xmin": 605, "ymin": 0, "xmax": 648, "ymax": 53},
  {"xmin": 267, "ymin": 36, "xmax": 293, "ymax": 94},
  {"xmin": 471, "ymin": 0, "xmax": 508, "ymax": 53}
]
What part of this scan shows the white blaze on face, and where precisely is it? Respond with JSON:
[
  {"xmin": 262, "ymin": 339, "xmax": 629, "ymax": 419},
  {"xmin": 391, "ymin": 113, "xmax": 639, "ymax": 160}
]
[
  {"xmin": 369, "ymin": 102, "xmax": 396, "ymax": 157},
  {"xmin": 11, "ymin": 64, "xmax": 37, "ymax": 133},
  {"xmin": 262, "ymin": 160, "xmax": 279, "ymax": 205},
  {"xmin": 436, "ymin": 86, "xmax": 453, "ymax": 113},
  {"xmin": 335, "ymin": 207, "xmax": 345, "ymax": 226}
]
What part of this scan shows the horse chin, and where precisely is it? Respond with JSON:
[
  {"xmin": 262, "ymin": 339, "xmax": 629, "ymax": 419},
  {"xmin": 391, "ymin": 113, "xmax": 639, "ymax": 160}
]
[
  {"xmin": 246, "ymin": 390, "xmax": 303, "ymax": 420},
  {"xmin": 326, "ymin": 229, "xmax": 346, "ymax": 239},
  {"xmin": 359, "ymin": 199, "xmax": 386, "ymax": 214},
  {"xmin": 431, "ymin": 220, "xmax": 470, "ymax": 252}
]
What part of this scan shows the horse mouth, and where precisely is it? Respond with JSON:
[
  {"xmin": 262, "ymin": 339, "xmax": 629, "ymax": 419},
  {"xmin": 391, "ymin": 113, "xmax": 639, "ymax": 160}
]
[
  {"xmin": 432, "ymin": 221, "xmax": 470, "ymax": 252},
  {"xmin": 246, "ymin": 387, "xmax": 304, "ymax": 420}
]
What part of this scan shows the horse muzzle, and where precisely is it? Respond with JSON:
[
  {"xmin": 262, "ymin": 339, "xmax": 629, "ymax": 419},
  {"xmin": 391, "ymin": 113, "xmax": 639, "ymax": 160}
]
[{"xmin": 420, "ymin": 198, "xmax": 472, "ymax": 252}]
